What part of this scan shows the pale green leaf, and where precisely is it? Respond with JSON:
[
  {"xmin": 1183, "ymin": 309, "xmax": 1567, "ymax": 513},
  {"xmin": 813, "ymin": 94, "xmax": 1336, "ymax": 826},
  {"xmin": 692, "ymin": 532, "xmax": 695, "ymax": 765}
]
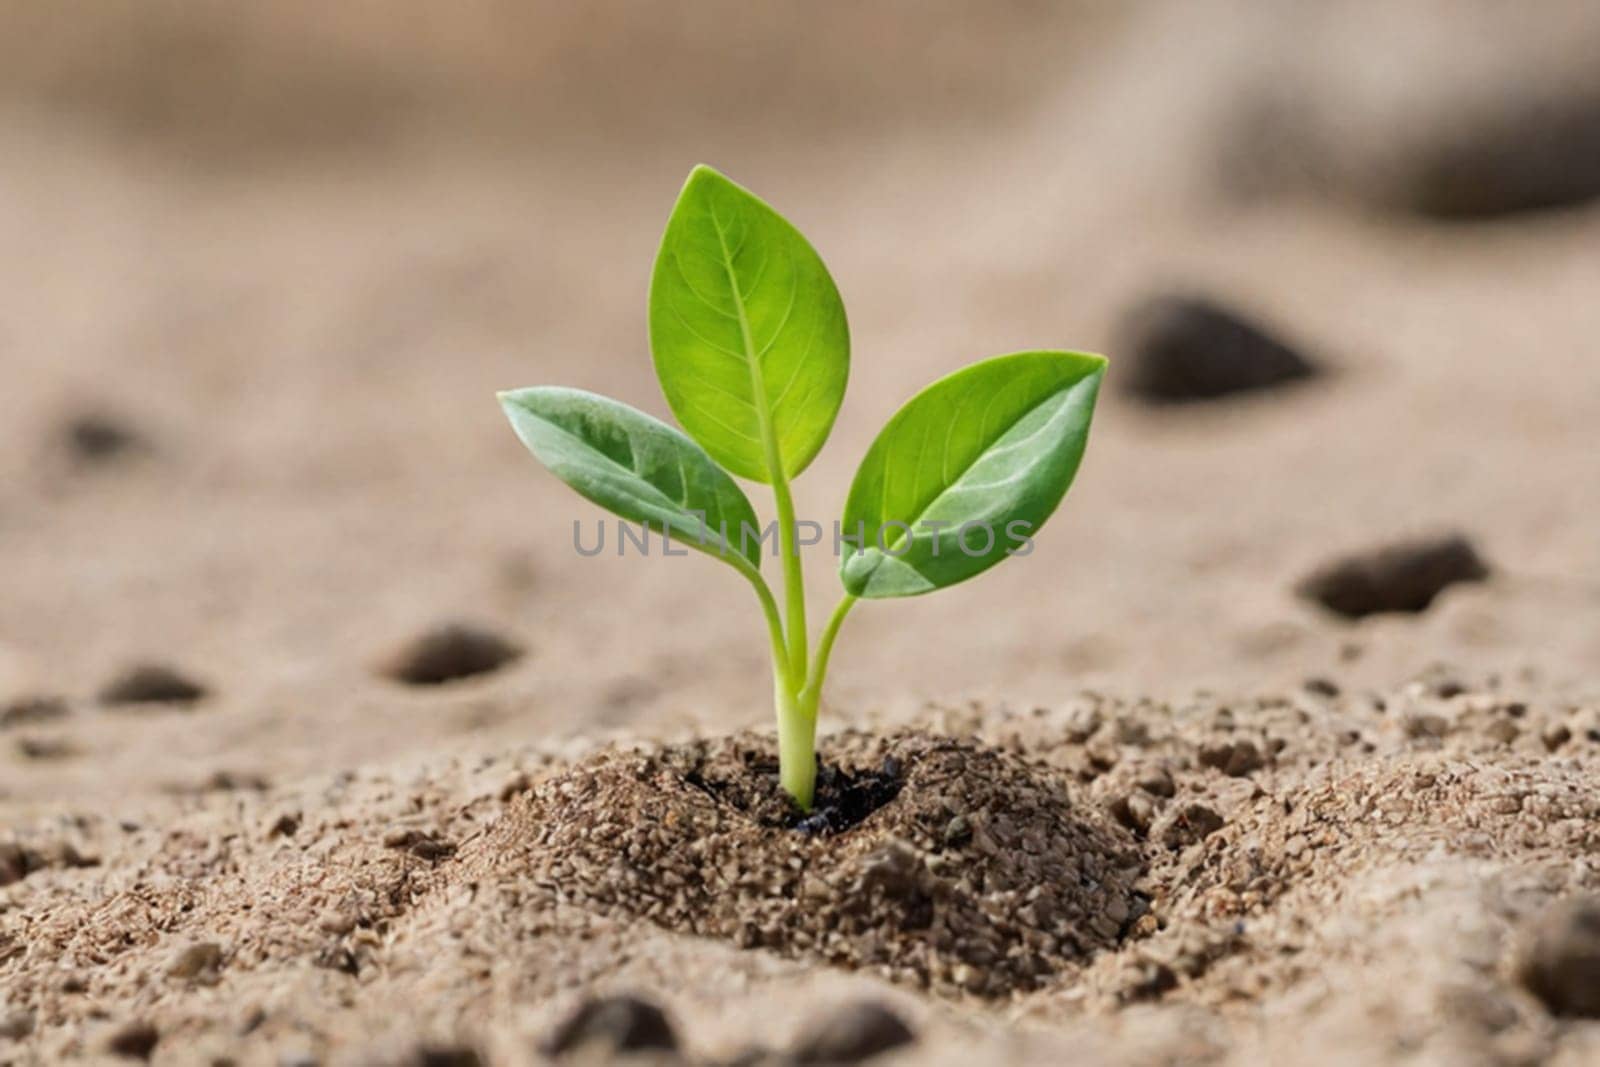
[
  {"xmin": 499, "ymin": 386, "xmax": 762, "ymax": 567},
  {"xmin": 649, "ymin": 164, "xmax": 849, "ymax": 483},
  {"xmin": 840, "ymin": 351, "xmax": 1107, "ymax": 597}
]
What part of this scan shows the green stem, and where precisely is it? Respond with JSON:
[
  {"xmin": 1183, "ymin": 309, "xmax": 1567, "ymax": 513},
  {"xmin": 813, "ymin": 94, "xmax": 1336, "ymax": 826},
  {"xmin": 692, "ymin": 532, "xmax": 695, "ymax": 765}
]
[
  {"xmin": 735, "ymin": 560, "xmax": 789, "ymax": 692},
  {"xmin": 802, "ymin": 594, "xmax": 857, "ymax": 708},
  {"xmin": 771, "ymin": 476, "xmax": 809, "ymax": 681},
  {"xmin": 775, "ymin": 678, "xmax": 815, "ymax": 809}
]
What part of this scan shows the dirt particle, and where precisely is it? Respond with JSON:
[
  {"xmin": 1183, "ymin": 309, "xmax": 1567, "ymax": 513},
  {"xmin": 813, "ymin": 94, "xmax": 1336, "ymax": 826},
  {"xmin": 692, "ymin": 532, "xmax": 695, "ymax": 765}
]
[
  {"xmin": 1518, "ymin": 896, "xmax": 1600, "ymax": 1018},
  {"xmin": 1484, "ymin": 719, "xmax": 1520, "ymax": 746},
  {"xmin": 63, "ymin": 411, "xmax": 147, "ymax": 464},
  {"xmin": 542, "ymin": 994, "xmax": 679, "ymax": 1058},
  {"xmin": 380, "ymin": 622, "xmax": 523, "ymax": 686},
  {"xmin": 0, "ymin": 695, "xmax": 70, "ymax": 729},
  {"xmin": 1198, "ymin": 740, "xmax": 1263, "ymax": 777},
  {"xmin": 166, "ymin": 940, "xmax": 224, "ymax": 981},
  {"xmin": 1387, "ymin": 92, "xmax": 1600, "ymax": 219},
  {"xmin": 0, "ymin": 1010, "xmax": 34, "ymax": 1041},
  {"xmin": 396, "ymin": 1045, "xmax": 483, "ymax": 1067},
  {"xmin": 268, "ymin": 811, "xmax": 303, "ymax": 838},
  {"xmin": 1116, "ymin": 294, "xmax": 1319, "ymax": 403},
  {"xmin": 1297, "ymin": 534, "xmax": 1490, "ymax": 618},
  {"xmin": 1303, "ymin": 677, "xmax": 1340, "ymax": 698},
  {"xmin": 16, "ymin": 734, "xmax": 79, "ymax": 761},
  {"xmin": 98, "ymin": 663, "xmax": 208, "ymax": 707},
  {"xmin": 1541, "ymin": 723, "xmax": 1572, "ymax": 752},
  {"xmin": 105, "ymin": 1019, "xmax": 160, "ymax": 1060},
  {"xmin": 1152, "ymin": 803, "xmax": 1225, "ymax": 849},
  {"xmin": 1137, "ymin": 766, "xmax": 1176, "ymax": 798},
  {"xmin": 790, "ymin": 1001, "xmax": 915, "ymax": 1064},
  {"xmin": 383, "ymin": 829, "xmax": 456, "ymax": 861}
]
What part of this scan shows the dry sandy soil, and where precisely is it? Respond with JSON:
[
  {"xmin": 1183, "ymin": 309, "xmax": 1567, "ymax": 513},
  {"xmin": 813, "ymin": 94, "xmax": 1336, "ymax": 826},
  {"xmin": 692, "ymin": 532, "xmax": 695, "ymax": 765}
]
[{"xmin": 3, "ymin": 2, "xmax": 1600, "ymax": 1064}]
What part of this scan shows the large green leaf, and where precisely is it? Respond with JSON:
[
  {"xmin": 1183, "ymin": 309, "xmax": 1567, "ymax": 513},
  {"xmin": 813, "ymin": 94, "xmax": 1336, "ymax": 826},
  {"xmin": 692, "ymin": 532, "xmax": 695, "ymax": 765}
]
[
  {"xmin": 649, "ymin": 165, "xmax": 849, "ymax": 483},
  {"xmin": 839, "ymin": 351, "xmax": 1107, "ymax": 598},
  {"xmin": 499, "ymin": 387, "xmax": 762, "ymax": 567}
]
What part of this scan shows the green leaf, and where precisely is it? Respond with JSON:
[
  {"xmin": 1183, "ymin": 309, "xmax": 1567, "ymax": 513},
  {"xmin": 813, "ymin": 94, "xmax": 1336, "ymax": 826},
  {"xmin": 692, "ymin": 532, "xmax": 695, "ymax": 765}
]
[
  {"xmin": 499, "ymin": 386, "xmax": 763, "ymax": 567},
  {"xmin": 839, "ymin": 351, "xmax": 1107, "ymax": 598},
  {"xmin": 649, "ymin": 164, "xmax": 849, "ymax": 483}
]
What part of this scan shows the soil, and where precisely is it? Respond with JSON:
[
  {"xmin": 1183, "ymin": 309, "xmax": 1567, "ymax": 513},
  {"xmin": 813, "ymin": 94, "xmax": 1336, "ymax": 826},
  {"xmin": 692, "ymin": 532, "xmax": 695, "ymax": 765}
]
[{"xmin": 4, "ymin": 2, "xmax": 1600, "ymax": 1065}]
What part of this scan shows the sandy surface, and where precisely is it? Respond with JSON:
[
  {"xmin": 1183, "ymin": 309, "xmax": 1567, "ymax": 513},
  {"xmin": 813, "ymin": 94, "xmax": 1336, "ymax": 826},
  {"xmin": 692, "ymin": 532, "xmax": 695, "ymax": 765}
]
[{"xmin": 3, "ymin": 2, "xmax": 1600, "ymax": 1063}]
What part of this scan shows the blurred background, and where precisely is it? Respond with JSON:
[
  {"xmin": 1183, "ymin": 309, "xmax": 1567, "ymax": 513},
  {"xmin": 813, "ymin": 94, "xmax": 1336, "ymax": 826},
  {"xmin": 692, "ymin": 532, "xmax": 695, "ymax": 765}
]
[{"xmin": 3, "ymin": 0, "xmax": 1599, "ymax": 804}]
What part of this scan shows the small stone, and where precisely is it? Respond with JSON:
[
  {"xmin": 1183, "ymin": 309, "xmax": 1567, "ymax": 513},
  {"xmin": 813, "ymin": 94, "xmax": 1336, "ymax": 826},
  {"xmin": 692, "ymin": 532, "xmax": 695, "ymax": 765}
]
[
  {"xmin": 98, "ymin": 664, "xmax": 207, "ymax": 707},
  {"xmin": 64, "ymin": 412, "xmax": 145, "ymax": 462},
  {"xmin": 790, "ymin": 1001, "xmax": 916, "ymax": 1064},
  {"xmin": 1116, "ymin": 293, "xmax": 1319, "ymax": 403},
  {"xmin": 166, "ymin": 941, "xmax": 224, "ymax": 980},
  {"xmin": 268, "ymin": 812, "xmax": 302, "ymax": 838},
  {"xmin": 542, "ymin": 994, "xmax": 678, "ymax": 1058},
  {"xmin": 1062, "ymin": 704, "xmax": 1102, "ymax": 743},
  {"xmin": 1518, "ymin": 896, "xmax": 1600, "ymax": 1017},
  {"xmin": 1137, "ymin": 766, "xmax": 1176, "ymax": 798},
  {"xmin": 1542, "ymin": 724, "xmax": 1572, "ymax": 752},
  {"xmin": 1112, "ymin": 791, "xmax": 1158, "ymax": 834},
  {"xmin": 1303, "ymin": 677, "xmax": 1340, "ymax": 698},
  {"xmin": 1297, "ymin": 534, "xmax": 1489, "ymax": 618},
  {"xmin": 106, "ymin": 1019, "xmax": 160, "ymax": 1060},
  {"xmin": 941, "ymin": 814, "xmax": 972, "ymax": 848},
  {"xmin": 383, "ymin": 829, "xmax": 456, "ymax": 861},
  {"xmin": 0, "ymin": 696, "xmax": 69, "ymax": 729},
  {"xmin": 16, "ymin": 735, "xmax": 77, "ymax": 761},
  {"xmin": 403, "ymin": 1045, "xmax": 483, "ymax": 1067},
  {"xmin": 1485, "ymin": 719, "xmax": 1520, "ymax": 745},
  {"xmin": 380, "ymin": 623, "xmax": 522, "ymax": 686},
  {"xmin": 1153, "ymin": 803, "xmax": 1225, "ymax": 848},
  {"xmin": 1198, "ymin": 740, "xmax": 1263, "ymax": 777},
  {"xmin": 0, "ymin": 1010, "xmax": 35, "ymax": 1040},
  {"xmin": 0, "ymin": 842, "xmax": 30, "ymax": 886}
]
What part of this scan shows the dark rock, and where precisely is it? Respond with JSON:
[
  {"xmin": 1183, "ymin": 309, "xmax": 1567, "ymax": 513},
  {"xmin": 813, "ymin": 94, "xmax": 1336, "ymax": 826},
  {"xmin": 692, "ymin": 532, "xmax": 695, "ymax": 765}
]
[
  {"xmin": 382, "ymin": 829, "xmax": 456, "ymax": 861},
  {"xmin": 1519, "ymin": 896, "xmax": 1600, "ymax": 1017},
  {"xmin": 1297, "ymin": 534, "xmax": 1489, "ymax": 618},
  {"xmin": 64, "ymin": 412, "xmax": 146, "ymax": 463},
  {"xmin": 1389, "ymin": 92, "xmax": 1600, "ymax": 219},
  {"xmin": 1153, "ymin": 803, "xmax": 1225, "ymax": 848},
  {"xmin": 268, "ymin": 811, "xmax": 303, "ymax": 838},
  {"xmin": 0, "ymin": 842, "xmax": 33, "ymax": 885},
  {"xmin": 1303, "ymin": 677, "xmax": 1340, "ymax": 698},
  {"xmin": 1116, "ymin": 294, "xmax": 1318, "ymax": 403},
  {"xmin": 380, "ymin": 623, "xmax": 522, "ymax": 686},
  {"xmin": 98, "ymin": 663, "xmax": 207, "ymax": 707},
  {"xmin": 790, "ymin": 1001, "xmax": 916, "ymax": 1065},
  {"xmin": 542, "ymin": 994, "xmax": 678, "ymax": 1058},
  {"xmin": 166, "ymin": 941, "xmax": 224, "ymax": 980},
  {"xmin": 1198, "ymin": 740, "xmax": 1263, "ymax": 777},
  {"xmin": 0, "ymin": 696, "xmax": 69, "ymax": 729},
  {"xmin": 404, "ymin": 1045, "xmax": 483, "ymax": 1067},
  {"xmin": 16, "ymin": 735, "xmax": 78, "ymax": 761},
  {"xmin": 0, "ymin": 1009, "xmax": 34, "ymax": 1040},
  {"xmin": 106, "ymin": 1020, "xmax": 160, "ymax": 1060}
]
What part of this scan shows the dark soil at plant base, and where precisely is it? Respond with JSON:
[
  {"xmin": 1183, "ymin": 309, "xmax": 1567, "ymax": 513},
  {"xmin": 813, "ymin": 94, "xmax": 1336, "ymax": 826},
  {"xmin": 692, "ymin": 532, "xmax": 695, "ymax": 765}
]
[{"xmin": 453, "ymin": 732, "xmax": 1148, "ymax": 998}]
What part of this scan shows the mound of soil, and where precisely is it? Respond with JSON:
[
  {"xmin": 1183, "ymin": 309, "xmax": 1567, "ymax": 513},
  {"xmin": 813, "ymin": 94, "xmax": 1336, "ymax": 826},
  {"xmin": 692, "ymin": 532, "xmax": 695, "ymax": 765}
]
[{"xmin": 454, "ymin": 732, "xmax": 1146, "ymax": 997}]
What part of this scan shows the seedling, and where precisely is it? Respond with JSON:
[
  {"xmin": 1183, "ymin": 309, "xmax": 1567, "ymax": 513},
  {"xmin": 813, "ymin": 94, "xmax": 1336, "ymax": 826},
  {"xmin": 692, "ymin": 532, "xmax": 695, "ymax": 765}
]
[{"xmin": 500, "ymin": 165, "xmax": 1106, "ymax": 812}]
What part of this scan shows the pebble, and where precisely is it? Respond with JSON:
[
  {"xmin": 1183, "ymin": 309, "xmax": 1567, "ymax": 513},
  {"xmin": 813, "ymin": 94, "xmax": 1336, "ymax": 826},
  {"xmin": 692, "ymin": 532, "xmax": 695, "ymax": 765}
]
[
  {"xmin": 166, "ymin": 941, "xmax": 224, "ymax": 980},
  {"xmin": 1297, "ymin": 534, "xmax": 1489, "ymax": 619},
  {"xmin": 1116, "ymin": 294, "xmax": 1319, "ymax": 403},
  {"xmin": 1518, "ymin": 896, "xmax": 1600, "ymax": 1017},
  {"xmin": 790, "ymin": 1001, "xmax": 916, "ymax": 1064},
  {"xmin": 542, "ymin": 994, "xmax": 678, "ymax": 1058},
  {"xmin": 379, "ymin": 622, "xmax": 522, "ymax": 686},
  {"xmin": 98, "ymin": 663, "xmax": 208, "ymax": 707},
  {"xmin": 106, "ymin": 1020, "xmax": 160, "ymax": 1060}
]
